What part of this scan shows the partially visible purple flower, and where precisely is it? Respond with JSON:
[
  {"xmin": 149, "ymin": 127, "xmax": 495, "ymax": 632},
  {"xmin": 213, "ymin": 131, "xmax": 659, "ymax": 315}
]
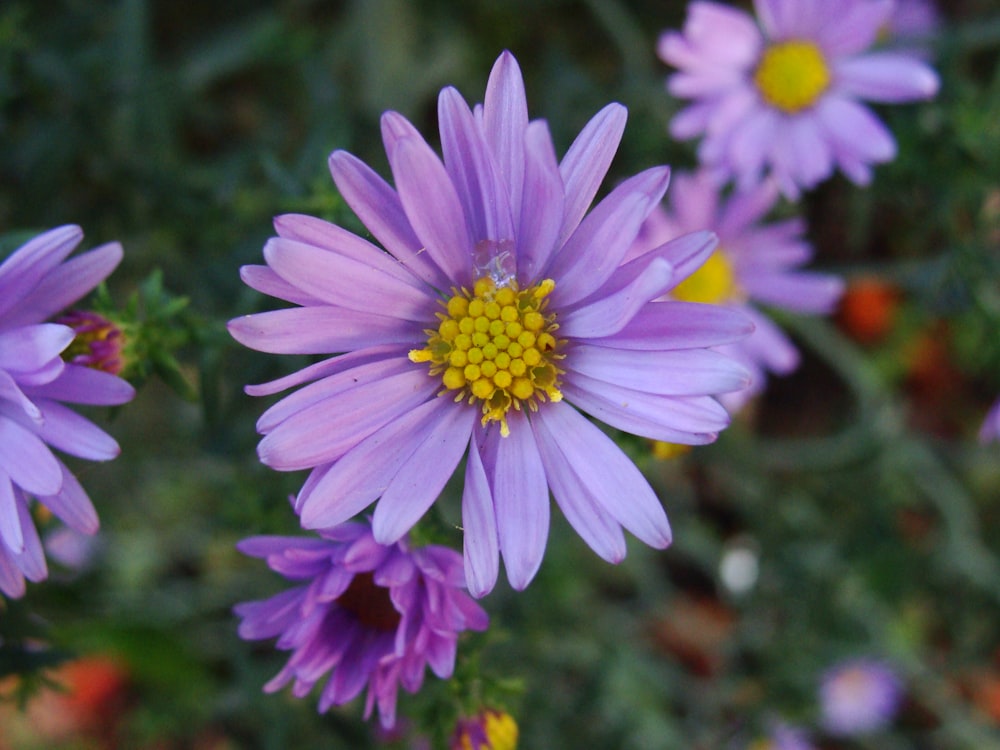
[
  {"xmin": 753, "ymin": 721, "xmax": 816, "ymax": 750},
  {"xmin": 234, "ymin": 519, "xmax": 489, "ymax": 729},
  {"xmin": 56, "ymin": 310, "xmax": 125, "ymax": 376},
  {"xmin": 230, "ymin": 51, "xmax": 753, "ymax": 596},
  {"xmin": 0, "ymin": 226, "xmax": 135, "ymax": 599},
  {"xmin": 979, "ymin": 398, "xmax": 1000, "ymax": 442},
  {"xmin": 819, "ymin": 658, "xmax": 903, "ymax": 736},
  {"xmin": 659, "ymin": 0, "xmax": 940, "ymax": 197},
  {"xmin": 628, "ymin": 170, "xmax": 842, "ymax": 411},
  {"xmin": 450, "ymin": 707, "xmax": 519, "ymax": 750}
]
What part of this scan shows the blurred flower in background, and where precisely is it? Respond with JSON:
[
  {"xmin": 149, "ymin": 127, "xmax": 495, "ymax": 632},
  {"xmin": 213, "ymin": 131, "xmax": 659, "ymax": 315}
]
[
  {"xmin": 658, "ymin": 0, "xmax": 940, "ymax": 196},
  {"xmin": 628, "ymin": 170, "xmax": 842, "ymax": 412},
  {"xmin": 980, "ymin": 398, "xmax": 1000, "ymax": 442},
  {"xmin": 818, "ymin": 658, "xmax": 903, "ymax": 736},
  {"xmin": 234, "ymin": 519, "xmax": 489, "ymax": 729},
  {"xmin": 0, "ymin": 226, "xmax": 134, "ymax": 598},
  {"xmin": 748, "ymin": 721, "xmax": 816, "ymax": 750},
  {"xmin": 449, "ymin": 707, "xmax": 518, "ymax": 750},
  {"xmin": 229, "ymin": 51, "xmax": 753, "ymax": 596}
]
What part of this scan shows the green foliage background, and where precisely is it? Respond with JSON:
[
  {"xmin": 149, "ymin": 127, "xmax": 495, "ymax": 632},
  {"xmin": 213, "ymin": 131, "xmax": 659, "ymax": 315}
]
[{"xmin": 1, "ymin": 0, "xmax": 1000, "ymax": 748}]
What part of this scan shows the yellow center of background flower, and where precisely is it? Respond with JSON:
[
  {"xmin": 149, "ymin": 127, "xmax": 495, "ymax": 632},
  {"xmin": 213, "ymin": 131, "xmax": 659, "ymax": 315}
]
[
  {"xmin": 753, "ymin": 40, "xmax": 831, "ymax": 113},
  {"xmin": 457, "ymin": 709, "xmax": 519, "ymax": 750},
  {"xmin": 671, "ymin": 250, "xmax": 739, "ymax": 305},
  {"xmin": 410, "ymin": 276, "xmax": 563, "ymax": 437}
]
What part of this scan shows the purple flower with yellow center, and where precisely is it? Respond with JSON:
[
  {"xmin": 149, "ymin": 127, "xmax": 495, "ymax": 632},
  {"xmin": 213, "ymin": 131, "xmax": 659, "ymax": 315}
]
[
  {"xmin": 979, "ymin": 398, "xmax": 1000, "ymax": 443},
  {"xmin": 0, "ymin": 226, "xmax": 134, "ymax": 598},
  {"xmin": 234, "ymin": 520, "xmax": 489, "ymax": 729},
  {"xmin": 450, "ymin": 707, "xmax": 519, "ymax": 750},
  {"xmin": 230, "ymin": 52, "xmax": 753, "ymax": 596},
  {"xmin": 629, "ymin": 170, "xmax": 843, "ymax": 412},
  {"xmin": 658, "ymin": 0, "xmax": 940, "ymax": 197},
  {"xmin": 819, "ymin": 658, "xmax": 903, "ymax": 735}
]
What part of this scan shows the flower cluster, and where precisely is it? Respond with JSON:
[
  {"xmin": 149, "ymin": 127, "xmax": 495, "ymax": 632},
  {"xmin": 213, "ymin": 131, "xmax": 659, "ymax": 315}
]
[{"xmin": 0, "ymin": 226, "xmax": 134, "ymax": 598}]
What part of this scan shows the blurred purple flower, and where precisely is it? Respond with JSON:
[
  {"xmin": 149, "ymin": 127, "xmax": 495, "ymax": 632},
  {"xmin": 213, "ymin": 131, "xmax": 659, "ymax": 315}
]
[
  {"xmin": 450, "ymin": 707, "xmax": 518, "ymax": 750},
  {"xmin": 819, "ymin": 658, "xmax": 903, "ymax": 735},
  {"xmin": 754, "ymin": 721, "xmax": 816, "ymax": 750},
  {"xmin": 230, "ymin": 51, "xmax": 752, "ymax": 595},
  {"xmin": 629, "ymin": 170, "xmax": 842, "ymax": 412},
  {"xmin": 0, "ymin": 226, "xmax": 134, "ymax": 598},
  {"xmin": 979, "ymin": 398, "xmax": 1000, "ymax": 443},
  {"xmin": 658, "ymin": 0, "xmax": 940, "ymax": 197},
  {"xmin": 234, "ymin": 520, "xmax": 489, "ymax": 729},
  {"xmin": 885, "ymin": 0, "xmax": 940, "ymax": 45}
]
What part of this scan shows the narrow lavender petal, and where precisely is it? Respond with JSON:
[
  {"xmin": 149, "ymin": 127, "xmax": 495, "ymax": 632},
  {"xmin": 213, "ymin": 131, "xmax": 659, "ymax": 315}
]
[
  {"xmin": 559, "ymin": 258, "xmax": 674, "ymax": 339},
  {"xmin": 599, "ymin": 301, "xmax": 754, "ymax": 351},
  {"xmin": 34, "ymin": 461, "xmax": 99, "ymax": 534},
  {"xmin": 14, "ymin": 357, "xmax": 64, "ymax": 388},
  {"xmin": 0, "ymin": 416, "xmax": 62, "ymax": 495},
  {"xmin": 246, "ymin": 344, "xmax": 407, "ymax": 397},
  {"xmin": 0, "ymin": 471, "xmax": 24, "ymax": 553},
  {"xmin": 786, "ymin": 115, "xmax": 835, "ymax": 189},
  {"xmin": 28, "ymin": 400, "xmax": 120, "ymax": 461},
  {"xmin": 558, "ymin": 103, "xmax": 628, "ymax": 245},
  {"xmin": 742, "ymin": 269, "xmax": 844, "ymax": 313},
  {"xmin": 483, "ymin": 50, "xmax": 528, "ymax": 224},
  {"xmin": 236, "ymin": 535, "xmax": 332, "ymax": 560},
  {"xmin": 493, "ymin": 410, "xmax": 549, "ymax": 591},
  {"xmin": 228, "ymin": 307, "xmax": 422, "ymax": 355},
  {"xmin": 549, "ymin": 167, "xmax": 671, "ymax": 307},
  {"xmin": 0, "ymin": 370, "xmax": 42, "ymax": 423},
  {"xmin": 263, "ymin": 238, "xmax": 434, "ymax": 321},
  {"xmin": 0, "ymin": 225, "xmax": 82, "ymax": 319},
  {"xmin": 0, "ymin": 324, "xmax": 74, "ymax": 374},
  {"xmin": 816, "ymin": 96, "xmax": 896, "ymax": 164},
  {"xmin": 819, "ymin": 0, "xmax": 893, "ymax": 56},
  {"xmin": 438, "ymin": 87, "xmax": 515, "ymax": 245},
  {"xmin": 371, "ymin": 402, "xmax": 473, "ymax": 544},
  {"xmin": 2, "ymin": 243, "xmax": 123, "ymax": 328},
  {"xmin": 835, "ymin": 53, "xmax": 940, "ymax": 102},
  {"xmin": 738, "ymin": 307, "xmax": 800, "ymax": 374},
  {"xmin": 567, "ymin": 343, "xmax": 750, "ymax": 396},
  {"xmin": 531, "ymin": 413, "xmax": 627, "ymax": 563},
  {"xmin": 273, "ymin": 214, "xmax": 431, "ymax": 289},
  {"xmin": 390, "ymin": 136, "xmax": 475, "ymax": 288},
  {"xmin": 635, "ymin": 230, "xmax": 719, "ymax": 289},
  {"xmin": 257, "ymin": 356, "xmax": 413, "ymax": 434},
  {"xmin": 516, "ymin": 121, "xmax": 564, "ymax": 284},
  {"xmin": 12, "ymin": 495, "xmax": 46, "ymax": 582},
  {"xmin": 21, "ymin": 364, "xmax": 135, "ymax": 406},
  {"xmin": 462, "ymin": 431, "xmax": 500, "ymax": 598},
  {"xmin": 259, "ymin": 369, "xmax": 437, "ymax": 471},
  {"xmin": 239, "ymin": 265, "xmax": 326, "ymax": 307},
  {"xmin": 297, "ymin": 397, "xmax": 457, "ymax": 529},
  {"xmin": 534, "ymin": 401, "xmax": 672, "ymax": 548},
  {"xmin": 716, "ymin": 180, "xmax": 779, "ymax": 238},
  {"xmin": 328, "ymin": 150, "xmax": 450, "ymax": 289},
  {"xmin": 564, "ymin": 374, "xmax": 727, "ymax": 443},
  {"xmin": 0, "ymin": 544, "xmax": 26, "ymax": 598}
]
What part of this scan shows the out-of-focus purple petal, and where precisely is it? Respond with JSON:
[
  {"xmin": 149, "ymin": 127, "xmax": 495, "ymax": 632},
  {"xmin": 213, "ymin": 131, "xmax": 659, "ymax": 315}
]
[
  {"xmin": 0, "ymin": 417, "xmax": 62, "ymax": 496},
  {"xmin": 600, "ymin": 301, "xmax": 754, "ymax": 350},
  {"xmin": 835, "ymin": 53, "xmax": 939, "ymax": 102}
]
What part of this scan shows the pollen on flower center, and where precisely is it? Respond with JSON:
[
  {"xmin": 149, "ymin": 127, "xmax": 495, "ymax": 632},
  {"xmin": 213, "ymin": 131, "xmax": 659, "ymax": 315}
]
[
  {"xmin": 409, "ymin": 276, "xmax": 563, "ymax": 437},
  {"xmin": 671, "ymin": 249, "xmax": 739, "ymax": 305},
  {"xmin": 753, "ymin": 40, "xmax": 831, "ymax": 113}
]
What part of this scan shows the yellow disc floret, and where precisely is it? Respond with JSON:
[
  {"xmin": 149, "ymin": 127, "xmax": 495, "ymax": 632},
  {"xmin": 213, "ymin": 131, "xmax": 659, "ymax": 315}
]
[
  {"xmin": 409, "ymin": 276, "xmax": 563, "ymax": 437},
  {"xmin": 753, "ymin": 40, "xmax": 831, "ymax": 113},
  {"xmin": 671, "ymin": 249, "xmax": 739, "ymax": 305}
]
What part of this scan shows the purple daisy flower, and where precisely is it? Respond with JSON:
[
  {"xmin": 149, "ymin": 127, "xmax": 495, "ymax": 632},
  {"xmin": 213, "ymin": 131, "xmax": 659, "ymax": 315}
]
[
  {"xmin": 979, "ymin": 397, "xmax": 1000, "ymax": 443},
  {"xmin": 819, "ymin": 658, "xmax": 903, "ymax": 735},
  {"xmin": 234, "ymin": 519, "xmax": 489, "ymax": 729},
  {"xmin": 229, "ymin": 51, "xmax": 752, "ymax": 596},
  {"xmin": 0, "ymin": 225, "xmax": 135, "ymax": 598},
  {"xmin": 628, "ymin": 170, "xmax": 843, "ymax": 411},
  {"xmin": 659, "ymin": 0, "xmax": 940, "ymax": 197}
]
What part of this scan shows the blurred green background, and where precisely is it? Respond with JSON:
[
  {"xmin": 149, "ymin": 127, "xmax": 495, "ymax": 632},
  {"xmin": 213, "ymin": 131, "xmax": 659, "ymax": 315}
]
[{"xmin": 1, "ymin": 0, "xmax": 1000, "ymax": 748}]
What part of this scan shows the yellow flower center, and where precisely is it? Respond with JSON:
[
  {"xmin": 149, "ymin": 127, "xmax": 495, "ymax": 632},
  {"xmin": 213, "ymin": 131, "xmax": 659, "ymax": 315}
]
[
  {"xmin": 753, "ymin": 40, "xmax": 831, "ymax": 113},
  {"xmin": 671, "ymin": 249, "xmax": 738, "ymax": 305},
  {"xmin": 409, "ymin": 276, "xmax": 563, "ymax": 437}
]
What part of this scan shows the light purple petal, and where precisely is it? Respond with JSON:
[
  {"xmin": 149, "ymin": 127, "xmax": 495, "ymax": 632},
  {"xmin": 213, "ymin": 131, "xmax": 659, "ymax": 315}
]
[
  {"xmin": 371, "ymin": 401, "xmax": 473, "ymax": 544},
  {"xmin": 566, "ymin": 343, "xmax": 750, "ymax": 396},
  {"xmin": 0, "ymin": 471, "xmax": 24, "ymax": 552},
  {"xmin": 516, "ymin": 121, "xmax": 564, "ymax": 284},
  {"xmin": 534, "ymin": 401, "xmax": 671, "ymax": 549},
  {"xmin": 390, "ymin": 135, "xmax": 475, "ymax": 288},
  {"xmin": 35, "ymin": 461, "xmax": 99, "ymax": 534},
  {"xmin": 30, "ymin": 400, "xmax": 120, "ymax": 461},
  {"xmin": 328, "ymin": 150, "xmax": 450, "ymax": 289},
  {"xmin": 483, "ymin": 50, "xmax": 528, "ymax": 224},
  {"xmin": 599, "ymin": 301, "xmax": 754, "ymax": 350},
  {"xmin": 228, "ymin": 307, "xmax": 422, "ymax": 355},
  {"xmin": 563, "ymin": 373, "xmax": 727, "ymax": 443},
  {"xmin": 816, "ymin": 96, "xmax": 897, "ymax": 165},
  {"xmin": 493, "ymin": 410, "xmax": 549, "ymax": 590},
  {"xmin": 835, "ymin": 53, "xmax": 940, "ymax": 102},
  {"xmin": 742, "ymin": 269, "xmax": 844, "ymax": 313},
  {"xmin": 560, "ymin": 258, "xmax": 674, "ymax": 339},
  {"xmin": 238, "ymin": 265, "xmax": 326, "ymax": 307},
  {"xmin": 0, "ymin": 416, "xmax": 62, "ymax": 495},
  {"xmin": 461, "ymin": 431, "xmax": 499, "ymax": 598},
  {"xmin": 258, "ymin": 369, "xmax": 437, "ymax": 471},
  {"xmin": 21, "ymin": 364, "xmax": 135, "ymax": 406},
  {"xmin": 818, "ymin": 0, "xmax": 893, "ymax": 56},
  {"xmin": 557, "ymin": 103, "xmax": 627, "ymax": 245},
  {"xmin": 0, "ymin": 370, "xmax": 42, "ymax": 423},
  {"xmin": 246, "ymin": 344, "xmax": 406, "ymax": 397},
  {"xmin": 0, "ymin": 225, "xmax": 82, "ymax": 319},
  {"xmin": 530, "ymin": 412, "xmax": 626, "ymax": 563},
  {"xmin": 0, "ymin": 324, "xmax": 74, "ymax": 374},
  {"xmin": 297, "ymin": 397, "xmax": 461, "ymax": 529}
]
